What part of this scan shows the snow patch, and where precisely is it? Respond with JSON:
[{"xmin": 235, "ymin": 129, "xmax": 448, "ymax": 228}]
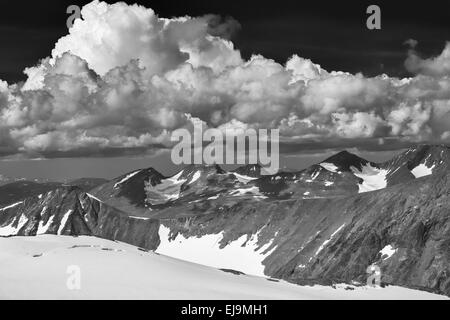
[
  {"xmin": 411, "ymin": 163, "xmax": 435, "ymax": 178},
  {"xmin": 230, "ymin": 186, "xmax": 267, "ymax": 199},
  {"xmin": 320, "ymin": 163, "xmax": 339, "ymax": 172},
  {"xmin": 315, "ymin": 224, "xmax": 346, "ymax": 256},
  {"xmin": 0, "ymin": 214, "xmax": 28, "ymax": 236},
  {"xmin": 37, "ymin": 208, "xmax": 53, "ymax": 235},
  {"xmin": 157, "ymin": 225, "xmax": 276, "ymax": 276},
  {"xmin": 0, "ymin": 201, "xmax": 23, "ymax": 212},
  {"xmin": 57, "ymin": 210, "xmax": 73, "ymax": 235},
  {"xmin": 113, "ymin": 170, "xmax": 141, "ymax": 189},
  {"xmin": 380, "ymin": 245, "xmax": 397, "ymax": 260},
  {"xmin": 129, "ymin": 216, "xmax": 150, "ymax": 221},
  {"xmin": 311, "ymin": 170, "xmax": 320, "ymax": 180},
  {"xmin": 351, "ymin": 163, "xmax": 388, "ymax": 193},
  {"xmin": 87, "ymin": 193, "xmax": 103, "ymax": 203},
  {"xmin": 189, "ymin": 171, "xmax": 201, "ymax": 184},
  {"xmin": 233, "ymin": 172, "xmax": 258, "ymax": 184}
]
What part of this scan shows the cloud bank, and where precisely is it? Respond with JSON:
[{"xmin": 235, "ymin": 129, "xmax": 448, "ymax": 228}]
[{"xmin": 1, "ymin": 0, "xmax": 450, "ymax": 158}]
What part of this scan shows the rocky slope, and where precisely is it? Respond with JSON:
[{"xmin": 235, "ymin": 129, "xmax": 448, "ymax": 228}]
[
  {"xmin": 90, "ymin": 168, "xmax": 164, "ymax": 215},
  {"xmin": 1, "ymin": 144, "xmax": 450, "ymax": 297},
  {"xmin": 382, "ymin": 145, "xmax": 450, "ymax": 185},
  {"xmin": 0, "ymin": 187, "xmax": 160, "ymax": 249}
]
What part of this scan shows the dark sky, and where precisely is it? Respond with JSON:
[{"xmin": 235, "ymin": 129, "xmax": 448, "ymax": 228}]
[{"xmin": 1, "ymin": 0, "xmax": 449, "ymax": 83}]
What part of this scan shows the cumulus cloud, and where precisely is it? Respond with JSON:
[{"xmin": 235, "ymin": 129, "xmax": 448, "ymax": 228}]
[
  {"xmin": 1, "ymin": 0, "xmax": 450, "ymax": 158},
  {"xmin": 405, "ymin": 41, "xmax": 450, "ymax": 76},
  {"xmin": 23, "ymin": 1, "xmax": 242, "ymax": 91}
]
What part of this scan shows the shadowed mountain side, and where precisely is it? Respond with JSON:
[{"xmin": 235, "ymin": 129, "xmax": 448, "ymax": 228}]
[{"xmin": 0, "ymin": 187, "xmax": 160, "ymax": 250}]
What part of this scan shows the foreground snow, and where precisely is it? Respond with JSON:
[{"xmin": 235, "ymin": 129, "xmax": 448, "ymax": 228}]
[{"xmin": 0, "ymin": 236, "xmax": 447, "ymax": 300}]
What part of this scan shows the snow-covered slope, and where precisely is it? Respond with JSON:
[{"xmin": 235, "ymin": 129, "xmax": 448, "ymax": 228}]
[
  {"xmin": 351, "ymin": 163, "xmax": 388, "ymax": 193},
  {"xmin": 410, "ymin": 163, "xmax": 435, "ymax": 178},
  {"xmin": 157, "ymin": 225, "xmax": 275, "ymax": 276},
  {"xmin": 0, "ymin": 235, "xmax": 446, "ymax": 300}
]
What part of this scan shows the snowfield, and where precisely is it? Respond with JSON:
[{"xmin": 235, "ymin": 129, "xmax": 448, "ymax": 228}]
[
  {"xmin": 320, "ymin": 162, "xmax": 339, "ymax": 173},
  {"xmin": 380, "ymin": 245, "xmax": 397, "ymax": 260},
  {"xmin": 411, "ymin": 163, "xmax": 435, "ymax": 178},
  {"xmin": 113, "ymin": 170, "xmax": 141, "ymax": 189},
  {"xmin": 351, "ymin": 164, "xmax": 388, "ymax": 193},
  {"xmin": 0, "ymin": 235, "xmax": 447, "ymax": 300},
  {"xmin": 157, "ymin": 225, "xmax": 276, "ymax": 276},
  {"xmin": 232, "ymin": 172, "xmax": 258, "ymax": 184}
]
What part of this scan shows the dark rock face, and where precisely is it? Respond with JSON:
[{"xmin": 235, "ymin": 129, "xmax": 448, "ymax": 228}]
[
  {"xmin": 91, "ymin": 168, "xmax": 165, "ymax": 215},
  {"xmin": 321, "ymin": 150, "xmax": 375, "ymax": 172},
  {"xmin": 0, "ymin": 187, "xmax": 160, "ymax": 250}
]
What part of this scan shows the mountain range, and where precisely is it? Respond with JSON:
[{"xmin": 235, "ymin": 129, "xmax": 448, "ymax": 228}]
[{"xmin": 1, "ymin": 144, "xmax": 449, "ymax": 297}]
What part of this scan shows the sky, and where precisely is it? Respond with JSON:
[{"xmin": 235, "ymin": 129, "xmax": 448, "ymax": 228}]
[
  {"xmin": 1, "ymin": 0, "xmax": 450, "ymax": 82},
  {"xmin": 0, "ymin": 0, "xmax": 449, "ymax": 180}
]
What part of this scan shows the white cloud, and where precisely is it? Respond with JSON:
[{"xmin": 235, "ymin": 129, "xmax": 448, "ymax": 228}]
[
  {"xmin": 405, "ymin": 42, "xmax": 450, "ymax": 77},
  {"xmin": 1, "ymin": 1, "xmax": 450, "ymax": 158}
]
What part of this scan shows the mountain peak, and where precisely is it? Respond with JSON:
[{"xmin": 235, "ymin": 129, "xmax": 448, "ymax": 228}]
[
  {"xmin": 328, "ymin": 150, "xmax": 358, "ymax": 159},
  {"xmin": 322, "ymin": 150, "xmax": 370, "ymax": 172}
]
